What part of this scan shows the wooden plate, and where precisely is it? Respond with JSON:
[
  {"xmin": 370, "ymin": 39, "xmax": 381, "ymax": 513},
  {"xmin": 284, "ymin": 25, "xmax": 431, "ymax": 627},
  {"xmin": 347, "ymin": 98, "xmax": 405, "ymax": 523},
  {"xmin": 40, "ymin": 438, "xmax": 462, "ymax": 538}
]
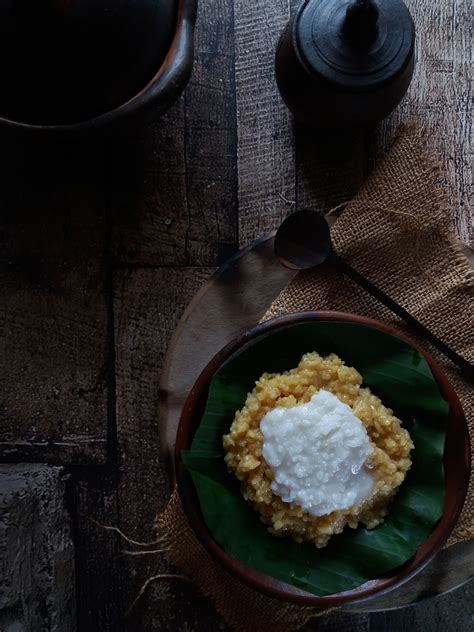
[{"xmin": 158, "ymin": 233, "xmax": 474, "ymax": 611}]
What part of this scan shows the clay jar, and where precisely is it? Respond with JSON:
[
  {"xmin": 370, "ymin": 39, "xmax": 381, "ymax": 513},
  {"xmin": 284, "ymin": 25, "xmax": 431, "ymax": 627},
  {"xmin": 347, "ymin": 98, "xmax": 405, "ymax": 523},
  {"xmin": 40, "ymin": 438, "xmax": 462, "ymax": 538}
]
[{"xmin": 275, "ymin": 0, "xmax": 415, "ymax": 129}]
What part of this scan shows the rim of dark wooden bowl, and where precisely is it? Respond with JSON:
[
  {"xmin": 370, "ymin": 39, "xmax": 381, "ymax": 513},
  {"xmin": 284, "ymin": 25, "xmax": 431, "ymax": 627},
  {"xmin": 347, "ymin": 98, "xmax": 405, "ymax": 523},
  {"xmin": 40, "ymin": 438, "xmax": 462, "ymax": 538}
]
[
  {"xmin": 175, "ymin": 311, "xmax": 471, "ymax": 607},
  {"xmin": 0, "ymin": 0, "xmax": 197, "ymax": 135}
]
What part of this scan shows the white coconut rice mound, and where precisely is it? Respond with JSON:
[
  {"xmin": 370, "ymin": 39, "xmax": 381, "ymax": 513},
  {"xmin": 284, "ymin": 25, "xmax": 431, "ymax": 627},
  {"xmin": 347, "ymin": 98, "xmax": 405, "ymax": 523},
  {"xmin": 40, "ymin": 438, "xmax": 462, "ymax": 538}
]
[{"xmin": 261, "ymin": 389, "xmax": 375, "ymax": 517}]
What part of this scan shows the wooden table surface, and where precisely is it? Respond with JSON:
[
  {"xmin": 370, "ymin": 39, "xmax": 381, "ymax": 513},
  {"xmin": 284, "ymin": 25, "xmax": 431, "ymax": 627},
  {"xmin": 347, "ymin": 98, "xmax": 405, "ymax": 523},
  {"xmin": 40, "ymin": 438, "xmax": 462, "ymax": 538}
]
[{"xmin": 0, "ymin": 0, "xmax": 471, "ymax": 630}]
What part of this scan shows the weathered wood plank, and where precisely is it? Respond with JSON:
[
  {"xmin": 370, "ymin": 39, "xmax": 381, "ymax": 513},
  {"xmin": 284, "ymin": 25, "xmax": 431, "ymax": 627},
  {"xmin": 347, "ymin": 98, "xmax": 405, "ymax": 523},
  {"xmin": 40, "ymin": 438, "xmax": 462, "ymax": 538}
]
[
  {"xmin": 367, "ymin": 0, "xmax": 472, "ymax": 244},
  {"xmin": 0, "ymin": 464, "xmax": 75, "ymax": 632},
  {"xmin": 295, "ymin": 128, "xmax": 366, "ymax": 213},
  {"xmin": 110, "ymin": 0, "xmax": 237, "ymax": 267},
  {"xmin": 234, "ymin": 0, "xmax": 296, "ymax": 243},
  {"xmin": 113, "ymin": 267, "xmax": 216, "ymax": 630},
  {"xmin": 109, "ymin": 104, "xmax": 190, "ymax": 267},
  {"xmin": 181, "ymin": 0, "xmax": 238, "ymax": 266},
  {"xmin": 303, "ymin": 612, "xmax": 369, "ymax": 631},
  {"xmin": 0, "ymin": 140, "xmax": 109, "ymax": 465},
  {"xmin": 70, "ymin": 470, "xmax": 125, "ymax": 632},
  {"xmin": 369, "ymin": 579, "xmax": 474, "ymax": 632}
]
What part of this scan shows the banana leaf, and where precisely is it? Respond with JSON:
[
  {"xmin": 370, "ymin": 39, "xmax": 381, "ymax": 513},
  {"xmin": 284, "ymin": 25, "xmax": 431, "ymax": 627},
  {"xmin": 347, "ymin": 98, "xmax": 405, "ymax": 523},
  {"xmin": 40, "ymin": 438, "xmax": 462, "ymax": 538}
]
[{"xmin": 181, "ymin": 321, "xmax": 448, "ymax": 595}]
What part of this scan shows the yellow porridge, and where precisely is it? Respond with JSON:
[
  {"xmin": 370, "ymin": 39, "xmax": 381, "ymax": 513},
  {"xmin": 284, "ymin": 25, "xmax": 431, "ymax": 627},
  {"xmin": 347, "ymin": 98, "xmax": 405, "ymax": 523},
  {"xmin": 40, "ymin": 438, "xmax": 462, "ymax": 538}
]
[{"xmin": 223, "ymin": 352, "xmax": 413, "ymax": 548}]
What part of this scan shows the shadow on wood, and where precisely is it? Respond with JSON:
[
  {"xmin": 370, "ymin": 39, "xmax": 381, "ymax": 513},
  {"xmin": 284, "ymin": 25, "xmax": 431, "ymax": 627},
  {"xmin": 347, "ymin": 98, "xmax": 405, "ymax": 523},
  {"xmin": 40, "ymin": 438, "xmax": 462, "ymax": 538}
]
[{"xmin": 0, "ymin": 137, "xmax": 109, "ymax": 465}]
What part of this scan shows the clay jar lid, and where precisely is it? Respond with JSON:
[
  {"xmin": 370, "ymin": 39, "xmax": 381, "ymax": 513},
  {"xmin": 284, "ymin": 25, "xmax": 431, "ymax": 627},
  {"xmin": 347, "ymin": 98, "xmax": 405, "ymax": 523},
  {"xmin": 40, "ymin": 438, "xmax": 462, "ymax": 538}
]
[
  {"xmin": 296, "ymin": 0, "xmax": 414, "ymax": 91},
  {"xmin": 0, "ymin": 0, "xmax": 177, "ymax": 125}
]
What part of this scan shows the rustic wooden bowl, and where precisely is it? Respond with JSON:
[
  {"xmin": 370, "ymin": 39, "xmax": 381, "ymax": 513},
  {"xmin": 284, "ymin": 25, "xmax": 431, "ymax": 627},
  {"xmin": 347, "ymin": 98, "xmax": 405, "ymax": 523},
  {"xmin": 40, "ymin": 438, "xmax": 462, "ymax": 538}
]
[
  {"xmin": 0, "ymin": 0, "xmax": 197, "ymax": 135},
  {"xmin": 175, "ymin": 311, "xmax": 471, "ymax": 607}
]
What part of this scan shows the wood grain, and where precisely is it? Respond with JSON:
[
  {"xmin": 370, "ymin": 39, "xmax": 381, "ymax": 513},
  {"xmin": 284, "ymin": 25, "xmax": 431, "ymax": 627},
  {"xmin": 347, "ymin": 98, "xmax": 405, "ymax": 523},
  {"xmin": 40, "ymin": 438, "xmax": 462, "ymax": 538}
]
[
  {"xmin": 0, "ymin": 465, "xmax": 75, "ymax": 631},
  {"xmin": 294, "ymin": 127, "xmax": 366, "ymax": 212},
  {"xmin": 110, "ymin": 0, "xmax": 237, "ymax": 267},
  {"xmin": 367, "ymin": 0, "xmax": 472, "ymax": 245},
  {"xmin": 109, "ymin": 105, "xmax": 190, "ymax": 267},
  {"xmin": 369, "ymin": 579, "xmax": 474, "ymax": 632},
  {"xmin": 70, "ymin": 470, "xmax": 125, "ymax": 632},
  {"xmin": 182, "ymin": 0, "xmax": 238, "ymax": 265},
  {"xmin": 234, "ymin": 0, "xmax": 296, "ymax": 243},
  {"xmin": 304, "ymin": 612, "xmax": 369, "ymax": 632},
  {"xmin": 113, "ymin": 267, "xmax": 216, "ymax": 630},
  {"xmin": 0, "ymin": 140, "xmax": 108, "ymax": 464}
]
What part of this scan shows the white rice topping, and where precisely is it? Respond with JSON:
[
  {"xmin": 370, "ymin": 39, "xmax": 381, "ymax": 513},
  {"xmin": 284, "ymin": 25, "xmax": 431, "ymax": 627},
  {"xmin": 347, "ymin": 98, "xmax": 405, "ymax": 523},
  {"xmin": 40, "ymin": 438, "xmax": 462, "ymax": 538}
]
[{"xmin": 261, "ymin": 389, "xmax": 375, "ymax": 517}]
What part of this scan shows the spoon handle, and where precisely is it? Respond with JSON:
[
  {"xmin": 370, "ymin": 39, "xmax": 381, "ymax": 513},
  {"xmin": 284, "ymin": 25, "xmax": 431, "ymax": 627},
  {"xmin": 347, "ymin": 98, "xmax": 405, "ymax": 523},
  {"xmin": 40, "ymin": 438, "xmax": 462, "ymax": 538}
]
[{"xmin": 332, "ymin": 254, "xmax": 474, "ymax": 379}]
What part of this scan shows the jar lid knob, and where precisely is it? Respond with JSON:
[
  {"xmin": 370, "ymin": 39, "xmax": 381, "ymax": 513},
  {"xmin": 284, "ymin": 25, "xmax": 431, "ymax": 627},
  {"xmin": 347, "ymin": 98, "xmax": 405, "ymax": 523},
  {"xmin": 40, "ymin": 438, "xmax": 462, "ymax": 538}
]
[{"xmin": 343, "ymin": 0, "xmax": 380, "ymax": 47}]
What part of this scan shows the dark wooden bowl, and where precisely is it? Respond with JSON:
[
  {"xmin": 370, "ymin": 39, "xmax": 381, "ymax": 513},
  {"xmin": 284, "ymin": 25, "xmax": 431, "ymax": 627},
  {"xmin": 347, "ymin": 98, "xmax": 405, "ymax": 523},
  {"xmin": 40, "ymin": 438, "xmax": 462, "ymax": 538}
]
[
  {"xmin": 175, "ymin": 311, "xmax": 471, "ymax": 607},
  {"xmin": 0, "ymin": 0, "xmax": 197, "ymax": 135}
]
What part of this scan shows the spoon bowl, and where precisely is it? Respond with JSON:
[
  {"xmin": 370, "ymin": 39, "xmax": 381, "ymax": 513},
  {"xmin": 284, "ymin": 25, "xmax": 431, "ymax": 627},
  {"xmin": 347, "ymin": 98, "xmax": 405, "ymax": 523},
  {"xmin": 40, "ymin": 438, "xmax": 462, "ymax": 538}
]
[{"xmin": 274, "ymin": 210, "xmax": 333, "ymax": 270}]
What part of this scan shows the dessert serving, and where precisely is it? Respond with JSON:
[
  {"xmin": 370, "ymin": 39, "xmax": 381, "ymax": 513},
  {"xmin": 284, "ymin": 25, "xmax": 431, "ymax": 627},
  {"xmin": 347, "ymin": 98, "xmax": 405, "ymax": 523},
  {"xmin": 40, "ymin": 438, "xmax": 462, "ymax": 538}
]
[
  {"xmin": 223, "ymin": 352, "xmax": 414, "ymax": 548},
  {"xmin": 177, "ymin": 315, "xmax": 463, "ymax": 602}
]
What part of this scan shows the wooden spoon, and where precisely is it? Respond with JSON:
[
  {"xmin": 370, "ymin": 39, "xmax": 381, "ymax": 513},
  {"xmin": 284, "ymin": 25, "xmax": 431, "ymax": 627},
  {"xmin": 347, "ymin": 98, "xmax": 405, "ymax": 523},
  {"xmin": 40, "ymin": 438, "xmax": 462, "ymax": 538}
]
[{"xmin": 274, "ymin": 210, "xmax": 474, "ymax": 379}]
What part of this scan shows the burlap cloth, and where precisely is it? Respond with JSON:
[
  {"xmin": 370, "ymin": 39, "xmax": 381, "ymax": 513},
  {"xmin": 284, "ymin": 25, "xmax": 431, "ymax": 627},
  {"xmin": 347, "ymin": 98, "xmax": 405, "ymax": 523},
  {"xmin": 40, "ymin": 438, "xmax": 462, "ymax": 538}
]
[{"xmin": 159, "ymin": 125, "xmax": 473, "ymax": 631}]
